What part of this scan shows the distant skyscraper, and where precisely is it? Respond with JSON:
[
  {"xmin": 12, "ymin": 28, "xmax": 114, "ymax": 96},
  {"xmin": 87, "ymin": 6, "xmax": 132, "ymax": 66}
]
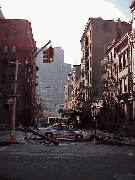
[
  {"xmin": 36, "ymin": 47, "xmax": 71, "ymax": 116},
  {"xmin": 53, "ymin": 47, "xmax": 64, "ymax": 64}
]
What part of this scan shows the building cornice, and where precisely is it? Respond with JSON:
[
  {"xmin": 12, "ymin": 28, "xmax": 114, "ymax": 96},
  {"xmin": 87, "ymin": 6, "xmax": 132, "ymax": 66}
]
[
  {"xmin": 80, "ymin": 18, "xmax": 92, "ymax": 44},
  {"xmin": 105, "ymin": 39, "xmax": 117, "ymax": 55},
  {"xmin": 129, "ymin": 0, "xmax": 135, "ymax": 9},
  {"xmin": 115, "ymin": 31, "xmax": 131, "ymax": 49}
]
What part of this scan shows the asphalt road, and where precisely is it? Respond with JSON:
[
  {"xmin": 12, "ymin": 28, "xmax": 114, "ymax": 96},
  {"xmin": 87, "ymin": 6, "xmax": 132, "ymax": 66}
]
[{"xmin": 0, "ymin": 140, "xmax": 135, "ymax": 180}]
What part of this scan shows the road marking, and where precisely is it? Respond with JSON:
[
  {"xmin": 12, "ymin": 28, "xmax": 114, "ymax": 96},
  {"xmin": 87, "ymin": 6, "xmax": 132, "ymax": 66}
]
[{"xmin": 0, "ymin": 146, "xmax": 8, "ymax": 151}]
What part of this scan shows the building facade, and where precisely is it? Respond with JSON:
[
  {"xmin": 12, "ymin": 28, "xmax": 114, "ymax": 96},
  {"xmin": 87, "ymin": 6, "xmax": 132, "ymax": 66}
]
[
  {"xmin": 64, "ymin": 65, "xmax": 81, "ymax": 110},
  {"xmin": 0, "ymin": 18, "xmax": 37, "ymax": 125},
  {"xmin": 63, "ymin": 65, "xmax": 82, "ymax": 122},
  {"xmin": 63, "ymin": 16, "xmax": 133, "ymax": 125},
  {"xmin": 100, "ymin": 0, "xmax": 135, "ymax": 127},
  {"xmin": 80, "ymin": 17, "xmax": 132, "ymax": 104}
]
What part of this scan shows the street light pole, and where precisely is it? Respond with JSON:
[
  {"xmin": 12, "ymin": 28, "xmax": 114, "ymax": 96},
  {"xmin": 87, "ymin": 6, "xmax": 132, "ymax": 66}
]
[{"xmin": 12, "ymin": 60, "xmax": 18, "ymax": 139}]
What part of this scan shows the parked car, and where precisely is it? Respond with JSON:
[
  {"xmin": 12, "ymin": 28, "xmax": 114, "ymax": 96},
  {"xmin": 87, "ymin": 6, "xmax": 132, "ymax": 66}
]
[{"xmin": 37, "ymin": 124, "xmax": 91, "ymax": 141}]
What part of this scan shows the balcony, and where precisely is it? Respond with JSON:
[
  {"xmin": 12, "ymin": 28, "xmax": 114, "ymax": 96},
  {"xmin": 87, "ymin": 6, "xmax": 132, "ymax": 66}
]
[{"xmin": 118, "ymin": 67, "xmax": 128, "ymax": 79}]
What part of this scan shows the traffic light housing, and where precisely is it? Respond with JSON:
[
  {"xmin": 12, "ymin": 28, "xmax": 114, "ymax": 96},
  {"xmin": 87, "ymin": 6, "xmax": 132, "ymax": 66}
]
[
  {"xmin": 48, "ymin": 46, "xmax": 54, "ymax": 62},
  {"xmin": 43, "ymin": 46, "xmax": 54, "ymax": 63},
  {"xmin": 43, "ymin": 49, "xmax": 49, "ymax": 63}
]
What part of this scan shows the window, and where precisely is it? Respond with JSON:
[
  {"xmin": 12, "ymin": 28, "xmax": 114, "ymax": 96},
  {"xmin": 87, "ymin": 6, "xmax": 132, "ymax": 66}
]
[
  {"xmin": 114, "ymin": 49, "xmax": 116, "ymax": 58},
  {"xmin": 10, "ymin": 75, "xmax": 15, "ymax": 82},
  {"xmin": 123, "ymin": 53, "xmax": 126, "ymax": 68},
  {"xmin": 120, "ymin": 79, "xmax": 122, "ymax": 94},
  {"xmin": 110, "ymin": 52, "xmax": 112, "ymax": 62},
  {"xmin": 5, "ymin": 30, "xmax": 10, "ymax": 38},
  {"xmin": 90, "ymin": 57, "xmax": 92, "ymax": 67},
  {"xmin": 114, "ymin": 63, "xmax": 116, "ymax": 75},
  {"xmin": 119, "ymin": 56, "xmax": 122, "ymax": 71},
  {"xmin": 2, "ymin": 59, "xmax": 8, "ymax": 67},
  {"xmin": 124, "ymin": 77, "xmax": 127, "ymax": 92},
  {"xmin": 1, "ymin": 91, "xmax": 6, "ymax": 99},
  {"xmin": 2, "ymin": 75, "xmax": 6, "ymax": 84},
  {"xmin": 4, "ymin": 46, "xmax": 8, "ymax": 53},
  {"xmin": 85, "ymin": 35, "xmax": 88, "ymax": 45},
  {"xmin": 12, "ymin": 30, "xmax": 18, "ymax": 38},
  {"xmin": 12, "ymin": 46, "xmax": 17, "ymax": 53},
  {"xmin": 124, "ymin": 84, "xmax": 127, "ymax": 92}
]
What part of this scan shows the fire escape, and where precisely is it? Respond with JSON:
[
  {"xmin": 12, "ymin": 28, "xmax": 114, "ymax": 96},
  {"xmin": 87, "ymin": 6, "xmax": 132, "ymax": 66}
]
[{"xmin": 101, "ymin": 52, "xmax": 118, "ymax": 128}]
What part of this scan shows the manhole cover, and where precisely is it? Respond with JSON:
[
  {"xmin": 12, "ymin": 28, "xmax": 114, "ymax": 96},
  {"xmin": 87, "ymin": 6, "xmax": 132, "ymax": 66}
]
[{"xmin": 114, "ymin": 174, "xmax": 135, "ymax": 180}]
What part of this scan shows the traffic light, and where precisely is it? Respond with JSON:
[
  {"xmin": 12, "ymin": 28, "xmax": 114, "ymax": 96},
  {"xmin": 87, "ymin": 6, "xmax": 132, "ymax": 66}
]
[
  {"xmin": 43, "ymin": 47, "xmax": 54, "ymax": 63},
  {"xmin": 43, "ymin": 49, "xmax": 49, "ymax": 63},
  {"xmin": 48, "ymin": 46, "xmax": 54, "ymax": 62}
]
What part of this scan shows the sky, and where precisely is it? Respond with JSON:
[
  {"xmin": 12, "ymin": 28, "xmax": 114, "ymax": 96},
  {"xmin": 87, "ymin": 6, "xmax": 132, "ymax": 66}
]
[{"xmin": 0, "ymin": 0, "xmax": 133, "ymax": 66}]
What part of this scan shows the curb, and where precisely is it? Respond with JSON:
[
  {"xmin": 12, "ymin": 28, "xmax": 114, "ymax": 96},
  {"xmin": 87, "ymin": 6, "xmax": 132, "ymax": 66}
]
[
  {"xmin": 0, "ymin": 141, "xmax": 20, "ymax": 146},
  {"xmin": 94, "ymin": 136, "xmax": 135, "ymax": 147}
]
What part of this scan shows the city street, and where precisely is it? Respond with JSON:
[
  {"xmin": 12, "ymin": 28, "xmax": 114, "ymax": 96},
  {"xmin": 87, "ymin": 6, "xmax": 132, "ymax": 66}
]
[{"xmin": 0, "ymin": 140, "xmax": 135, "ymax": 180}]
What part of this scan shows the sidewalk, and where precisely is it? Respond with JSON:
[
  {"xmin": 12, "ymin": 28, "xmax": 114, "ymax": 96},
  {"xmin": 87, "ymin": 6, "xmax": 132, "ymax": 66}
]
[
  {"xmin": 0, "ymin": 129, "xmax": 26, "ymax": 146},
  {"xmin": 0, "ymin": 127, "xmax": 57, "ymax": 146},
  {"xmin": 90, "ymin": 129, "xmax": 135, "ymax": 146},
  {"xmin": 71, "ymin": 127, "xmax": 135, "ymax": 146}
]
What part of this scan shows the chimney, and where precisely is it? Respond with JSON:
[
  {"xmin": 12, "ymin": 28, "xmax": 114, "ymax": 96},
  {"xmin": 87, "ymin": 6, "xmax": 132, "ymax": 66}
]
[{"xmin": 117, "ymin": 18, "xmax": 121, "ymax": 40}]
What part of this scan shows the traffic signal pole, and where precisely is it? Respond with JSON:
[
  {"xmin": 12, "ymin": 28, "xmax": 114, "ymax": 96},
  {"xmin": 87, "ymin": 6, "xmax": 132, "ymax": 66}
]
[
  {"xmin": 17, "ymin": 40, "xmax": 51, "ymax": 81},
  {"xmin": 12, "ymin": 40, "xmax": 51, "ymax": 140}
]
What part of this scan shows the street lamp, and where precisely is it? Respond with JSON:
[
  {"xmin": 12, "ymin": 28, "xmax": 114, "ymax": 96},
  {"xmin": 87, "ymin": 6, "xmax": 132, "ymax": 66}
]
[
  {"xmin": 8, "ymin": 60, "xmax": 25, "ymax": 139},
  {"xmin": 8, "ymin": 60, "xmax": 19, "ymax": 139}
]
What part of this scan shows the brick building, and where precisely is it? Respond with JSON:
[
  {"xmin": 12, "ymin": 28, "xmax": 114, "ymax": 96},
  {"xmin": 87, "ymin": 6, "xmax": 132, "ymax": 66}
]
[
  {"xmin": 100, "ymin": 0, "xmax": 135, "ymax": 127},
  {"xmin": 80, "ymin": 17, "xmax": 132, "ymax": 104},
  {"xmin": 0, "ymin": 18, "xmax": 37, "ymax": 125}
]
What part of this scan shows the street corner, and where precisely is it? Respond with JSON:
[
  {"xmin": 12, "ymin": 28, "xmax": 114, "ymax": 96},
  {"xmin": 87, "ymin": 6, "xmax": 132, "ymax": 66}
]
[{"xmin": 0, "ymin": 141, "xmax": 11, "ymax": 146}]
